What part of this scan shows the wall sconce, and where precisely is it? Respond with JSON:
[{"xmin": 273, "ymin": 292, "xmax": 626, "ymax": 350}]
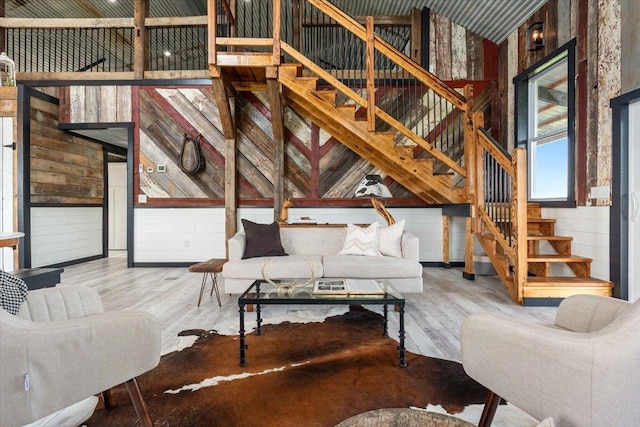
[{"xmin": 527, "ymin": 22, "xmax": 545, "ymax": 51}]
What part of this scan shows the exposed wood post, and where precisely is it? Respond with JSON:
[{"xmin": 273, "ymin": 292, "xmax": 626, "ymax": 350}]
[
  {"xmin": 365, "ymin": 16, "xmax": 375, "ymax": 132},
  {"xmin": 442, "ymin": 215, "xmax": 450, "ymax": 268},
  {"xmin": 211, "ymin": 78, "xmax": 235, "ymax": 139},
  {"xmin": 473, "ymin": 111, "xmax": 485, "ymax": 234},
  {"xmin": 463, "ymin": 84, "xmax": 475, "ymax": 204},
  {"xmin": 225, "ymin": 135, "xmax": 237, "ymax": 253},
  {"xmin": 292, "ymin": 0, "xmax": 302, "ymax": 51},
  {"xmin": 464, "ymin": 217, "xmax": 474, "ymax": 279},
  {"xmin": 410, "ymin": 7, "xmax": 421, "ymax": 64},
  {"xmin": 208, "ymin": 0, "xmax": 218, "ymax": 67},
  {"xmin": 133, "ymin": 0, "xmax": 149, "ymax": 80},
  {"xmin": 267, "ymin": 68, "xmax": 285, "ymax": 222},
  {"xmin": 512, "ymin": 147, "xmax": 528, "ymax": 304},
  {"xmin": 273, "ymin": 0, "xmax": 281, "ymax": 65}
]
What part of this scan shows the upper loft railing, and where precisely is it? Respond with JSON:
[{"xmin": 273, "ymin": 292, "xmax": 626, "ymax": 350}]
[
  {"xmin": 0, "ymin": 0, "xmax": 232, "ymax": 80},
  {"xmin": 0, "ymin": 0, "xmax": 419, "ymax": 82}
]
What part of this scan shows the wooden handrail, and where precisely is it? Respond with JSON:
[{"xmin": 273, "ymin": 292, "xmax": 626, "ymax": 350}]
[
  {"xmin": 306, "ymin": 0, "xmax": 468, "ymax": 111},
  {"xmin": 281, "ymin": 42, "xmax": 467, "ymax": 177}
]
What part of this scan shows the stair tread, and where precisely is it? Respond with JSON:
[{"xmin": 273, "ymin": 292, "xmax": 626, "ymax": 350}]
[
  {"xmin": 526, "ymin": 277, "xmax": 612, "ymax": 285},
  {"xmin": 527, "ymin": 235, "xmax": 572, "ymax": 241},
  {"xmin": 527, "ymin": 218, "xmax": 556, "ymax": 223},
  {"xmin": 527, "ymin": 254, "xmax": 592, "ymax": 262}
]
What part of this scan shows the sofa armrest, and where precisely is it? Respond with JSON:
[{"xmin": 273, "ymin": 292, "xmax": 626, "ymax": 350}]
[
  {"xmin": 400, "ymin": 232, "xmax": 419, "ymax": 262},
  {"xmin": 554, "ymin": 294, "xmax": 630, "ymax": 333},
  {"xmin": 17, "ymin": 285, "xmax": 104, "ymax": 322},
  {"xmin": 460, "ymin": 312, "xmax": 595, "ymax": 425},
  {"xmin": 1, "ymin": 310, "xmax": 161, "ymax": 425},
  {"xmin": 227, "ymin": 231, "xmax": 246, "ymax": 261}
]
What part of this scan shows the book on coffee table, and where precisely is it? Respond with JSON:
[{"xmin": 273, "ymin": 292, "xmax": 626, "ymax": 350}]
[{"xmin": 313, "ymin": 279, "xmax": 384, "ymax": 295}]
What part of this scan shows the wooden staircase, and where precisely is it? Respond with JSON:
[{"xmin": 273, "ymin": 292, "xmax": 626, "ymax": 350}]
[
  {"xmin": 477, "ymin": 203, "xmax": 612, "ymax": 305},
  {"xmin": 205, "ymin": 0, "xmax": 616, "ymax": 305},
  {"xmin": 277, "ymin": 63, "xmax": 466, "ymax": 205}
]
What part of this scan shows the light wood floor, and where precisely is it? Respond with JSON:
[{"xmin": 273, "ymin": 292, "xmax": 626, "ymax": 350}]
[{"xmin": 60, "ymin": 253, "xmax": 556, "ymax": 362}]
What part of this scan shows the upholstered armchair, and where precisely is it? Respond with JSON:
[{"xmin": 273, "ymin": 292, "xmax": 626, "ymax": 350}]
[
  {"xmin": 0, "ymin": 285, "xmax": 161, "ymax": 427},
  {"xmin": 460, "ymin": 294, "xmax": 640, "ymax": 427}
]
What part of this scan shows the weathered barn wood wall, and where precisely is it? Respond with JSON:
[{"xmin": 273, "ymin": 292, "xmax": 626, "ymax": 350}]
[
  {"xmin": 429, "ymin": 12, "xmax": 498, "ymax": 82},
  {"xmin": 135, "ymin": 86, "xmax": 427, "ymax": 207},
  {"xmin": 498, "ymin": 0, "xmax": 624, "ymax": 206},
  {"xmin": 30, "ymin": 94, "xmax": 104, "ymax": 204},
  {"xmin": 60, "ymin": 85, "xmax": 132, "ymax": 123}
]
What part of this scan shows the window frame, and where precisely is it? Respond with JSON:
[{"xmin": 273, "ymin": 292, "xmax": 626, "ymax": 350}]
[{"xmin": 514, "ymin": 39, "xmax": 577, "ymax": 208}]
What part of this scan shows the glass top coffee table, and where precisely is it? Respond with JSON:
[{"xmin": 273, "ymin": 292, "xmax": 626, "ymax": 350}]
[{"xmin": 238, "ymin": 279, "xmax": 407, "ymax": 368}]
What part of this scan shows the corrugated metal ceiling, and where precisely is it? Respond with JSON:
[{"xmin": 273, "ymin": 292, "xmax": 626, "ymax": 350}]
[{"xmin": 5, "ymin": 0, "xmax": 548, "ymax": 44}]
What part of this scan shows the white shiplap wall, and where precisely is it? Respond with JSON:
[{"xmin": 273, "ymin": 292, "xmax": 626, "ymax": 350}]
[
  {"xmin": 541, "ymin": 206, "xmax": 610, "ymax": 280},
  {"xmin": 134, "ymin": 208, "xmax": 227, "ymax": 262},
  {"xmin": 1, "ymin": 118, "xmax": 14, "ymax": 270},
  {"xmin": 31, "ymin": 207, "xmax": 103, "ymax": 267},
  {"xmin": 133, "ymin": 207, "xmax": 465, "ymax": 263}
]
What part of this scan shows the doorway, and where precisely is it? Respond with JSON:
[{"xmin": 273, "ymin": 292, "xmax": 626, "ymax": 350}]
[{"xmin": 108, "ymin": 162, "xmax": 127, "ymax": 253}]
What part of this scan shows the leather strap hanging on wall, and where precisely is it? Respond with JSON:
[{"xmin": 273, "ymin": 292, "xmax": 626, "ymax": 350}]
[{"xmin": 179, "ymin": 134, "xmax": 205, "ymax": 174}]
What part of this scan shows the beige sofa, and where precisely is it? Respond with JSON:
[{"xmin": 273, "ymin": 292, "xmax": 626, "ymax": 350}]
[{"xmin": 222, "ymin": 226, "xmax": 423, "ymax": 294}]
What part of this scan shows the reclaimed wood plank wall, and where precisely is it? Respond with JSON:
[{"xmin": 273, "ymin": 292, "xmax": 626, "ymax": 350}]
[
  {"xmin": 30, "ymin": 94, "xmax": 104, "ymax": 204},
  {"xmin": 62, "ymin": 85, "xmax": 132, "ymax": 123},
  {"xmin": 498, "ymin": 0, "xmax": 624, "ymax": 206},
  {"xmin": 429, "ymin": 12, "xmax": 497, "ymax": 82},
  {"xmin": 135, "ymin": 86, "xmax": 426, "ymax": 207}
]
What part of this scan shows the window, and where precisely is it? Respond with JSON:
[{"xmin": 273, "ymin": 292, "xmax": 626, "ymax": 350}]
[{"xmin": 515, "ymin": 40, "xmax": 576, "ymax": 206}]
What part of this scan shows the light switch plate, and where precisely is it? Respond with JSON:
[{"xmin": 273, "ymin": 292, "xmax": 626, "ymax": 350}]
[
  {"xmin": 146, "ymin": 167, "xmax": 154, "ymax": 173},
  {"xmin": 138, "ymin": 194, "xmax": 147, "ymax": 203},
  {"xmin": 590, "ymin": 186, "xmax": 610, "ymax": 199}
]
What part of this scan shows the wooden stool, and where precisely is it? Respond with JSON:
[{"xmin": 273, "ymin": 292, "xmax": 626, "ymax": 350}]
[{"xmin": 188, "ymin": 258, "xmax": 227, "ymax": 307}]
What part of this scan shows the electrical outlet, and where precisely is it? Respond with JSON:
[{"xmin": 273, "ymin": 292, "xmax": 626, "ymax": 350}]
[{"xmin": 138, "ymin": 194, "xmax": 147, "ymax": 203}]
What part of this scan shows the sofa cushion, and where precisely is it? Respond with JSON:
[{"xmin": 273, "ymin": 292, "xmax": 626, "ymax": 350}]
[
  {"xmin": 223, "ymin": 255, "xmax": 324, "ymax": 280},
  {"xmin": 323, "ymin": 254, "xmax": 423, "ymax": 279},
  {"xmin": 338, "ymin": 223, "xmax": 381, "ymax": 257},
  {"xmin": 378, "ymin": 220, "xmax": 405, "ymax": 258},
  {"xmin": 241, "ymin": 219, "xmax": 287, "ymax": 259}
]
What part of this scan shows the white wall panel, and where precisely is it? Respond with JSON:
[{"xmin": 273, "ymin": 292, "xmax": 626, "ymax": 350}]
[
  {"xmin": 1, "ymin": 118, "xmax": 14, "ymax": 270},
  {"xmin": 541, "ymin": 206, "xmax": 610, "ymax": 280},
  {"xmin": 134, "ymin": 208, "xmax": 226, "ymax": 263},
  {"xmin": 31, "ymin": 207, "xmax": 103, "ymax": 267}
]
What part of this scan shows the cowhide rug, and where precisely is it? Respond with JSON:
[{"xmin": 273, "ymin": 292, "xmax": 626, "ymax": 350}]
[{"xmin": 86, "ymin": 308, "xmax": 490, "ymax": 426}]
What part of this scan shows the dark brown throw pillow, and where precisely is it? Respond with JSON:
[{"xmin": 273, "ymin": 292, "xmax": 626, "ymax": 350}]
[{"xmin": 241, "ymin": 219, "xmax": 288, "ymax": 259}]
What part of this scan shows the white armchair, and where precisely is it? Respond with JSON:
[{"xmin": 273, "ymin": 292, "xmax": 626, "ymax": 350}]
[
  {"xmin": 460, "ymin": 294, "xmax": 640, "ymax": 427},
  {"xmin": 0, "ymin": 285, "xmax": 161, "ymax": 427}
]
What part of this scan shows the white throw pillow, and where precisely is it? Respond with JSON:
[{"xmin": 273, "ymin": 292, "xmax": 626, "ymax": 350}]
[
  {"xmin": 339, "ymin": 223, "xmax": 381, "ymax": 256},
  {"xmin": 378, "ymin": 219, "xmax": 405, "ymax": 258}
]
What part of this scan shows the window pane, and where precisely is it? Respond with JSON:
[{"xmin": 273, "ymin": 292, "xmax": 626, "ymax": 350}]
[
  {"xmin": 535, "ymin": 60, "xmax": 568, "ymax": 138},
  {"xmin": 531, "ymin": 136, "xmax": 568, "ymax": 200}
]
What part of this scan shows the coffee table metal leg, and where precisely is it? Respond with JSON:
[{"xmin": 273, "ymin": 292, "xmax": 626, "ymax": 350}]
[
  {"xmin": 383, "ymin": 304, "xmax": 388, "ymax": 336},
  {"xmin": 239, "ymin": 303, "xmax": 247, "ymax": 366},
  {"xmin": 256, "ymin": 302, "xmax": 262, "ymax": 335},
  {"xmin": 398, "ymin": 303, "xmax": 407, "ymax": 368}
]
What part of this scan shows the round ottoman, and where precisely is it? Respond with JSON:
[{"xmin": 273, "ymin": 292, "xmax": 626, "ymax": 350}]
[{"xmin": 335, "ymin": 408, "xmax": 475, "ymax": 427}]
